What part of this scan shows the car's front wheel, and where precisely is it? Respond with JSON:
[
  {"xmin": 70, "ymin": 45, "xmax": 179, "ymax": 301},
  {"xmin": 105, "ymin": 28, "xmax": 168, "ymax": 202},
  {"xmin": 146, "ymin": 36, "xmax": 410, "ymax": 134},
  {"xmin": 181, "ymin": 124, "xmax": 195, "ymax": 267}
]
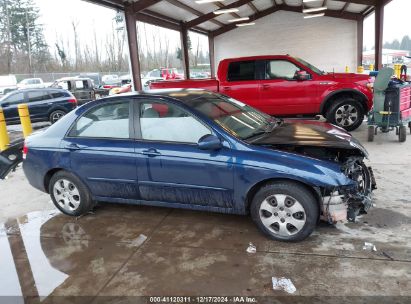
[
  {"xmin": 49, "ymin": 171, "xmax": 95, "ymax": 216},
  {"xmin": 250, "ymin": 182, "xmax": 318, "ymax": 242},
  {"xmin": 49, "ymin": 110, "xmax": 67, "ymax": 124},
  {"xmin": 326, "ymin": 98, "xmax": 364, "ymax": 131}
]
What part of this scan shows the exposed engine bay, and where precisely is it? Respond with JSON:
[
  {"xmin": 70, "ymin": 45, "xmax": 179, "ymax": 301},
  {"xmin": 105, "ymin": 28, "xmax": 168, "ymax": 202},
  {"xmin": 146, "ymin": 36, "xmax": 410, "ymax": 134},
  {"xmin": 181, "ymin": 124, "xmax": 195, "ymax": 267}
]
[{"xmin": 262, "ymin": 144, "xmax": 377, "ymax": 223}]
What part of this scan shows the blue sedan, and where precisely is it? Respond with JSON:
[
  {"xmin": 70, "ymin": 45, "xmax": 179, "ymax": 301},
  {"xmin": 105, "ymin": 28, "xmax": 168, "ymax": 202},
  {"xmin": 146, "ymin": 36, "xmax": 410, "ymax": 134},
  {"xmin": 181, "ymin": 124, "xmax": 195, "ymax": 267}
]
[{"xmin": 21, "ymin": 89, "xmax": 374, "ymax": 241}]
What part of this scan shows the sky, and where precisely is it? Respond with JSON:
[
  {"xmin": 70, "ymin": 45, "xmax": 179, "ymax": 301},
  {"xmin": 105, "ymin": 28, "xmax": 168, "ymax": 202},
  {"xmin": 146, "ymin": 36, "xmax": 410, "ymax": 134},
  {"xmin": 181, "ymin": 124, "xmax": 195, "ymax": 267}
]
[
  {"xmin": 364, "ymin": 0, "xmax": 411, "ymax": 49},
  {"xmin": 34, "ymin": 0, "xmax": 411, "ymax": 58}
]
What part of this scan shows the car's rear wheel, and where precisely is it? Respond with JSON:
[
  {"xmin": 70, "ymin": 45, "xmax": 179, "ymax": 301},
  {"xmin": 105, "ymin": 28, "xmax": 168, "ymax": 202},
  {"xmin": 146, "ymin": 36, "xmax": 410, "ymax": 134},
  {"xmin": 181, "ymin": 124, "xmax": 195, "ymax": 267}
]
[
  {"xmin": 326, "ymin": 98, "xmax": 364, "ymax": 131},
  {"xmin": 49, "ymin": 110, "xmax": 66, "ymax": 124},
  {"xmin": 250, "ymin": 182, "xmax": 318, "ymax": 242},
  {"xmin": 49, "ymin": 171, "xmax": 95, "ymax": 216}
]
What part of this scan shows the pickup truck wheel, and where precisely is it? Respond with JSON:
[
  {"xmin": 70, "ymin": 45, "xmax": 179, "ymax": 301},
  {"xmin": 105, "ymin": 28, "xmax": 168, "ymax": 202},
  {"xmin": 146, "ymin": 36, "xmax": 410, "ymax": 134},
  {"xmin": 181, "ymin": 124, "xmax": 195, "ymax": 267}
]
[
  {"xmin": 49, "ymin": 110, "xmax": 66, "ymax": 124},
  {"xmin": 326, "ymin": 98, "xmax": 364, "ymax": 131},
  {"xmin": 250, "ymin": 182, "xmax": 318, "ymax": 242},
  {"xmin": 49, "ymin": 171, "xmax": 95, "ymax": 216}
]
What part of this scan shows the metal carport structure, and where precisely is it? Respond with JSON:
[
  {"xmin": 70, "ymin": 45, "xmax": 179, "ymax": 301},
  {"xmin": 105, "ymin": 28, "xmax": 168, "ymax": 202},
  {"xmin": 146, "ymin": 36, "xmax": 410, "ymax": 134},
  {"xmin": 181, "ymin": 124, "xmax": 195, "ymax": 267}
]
[{"xmin": 84, "ymin": 0, "xmax": 392, "ymax": 91}]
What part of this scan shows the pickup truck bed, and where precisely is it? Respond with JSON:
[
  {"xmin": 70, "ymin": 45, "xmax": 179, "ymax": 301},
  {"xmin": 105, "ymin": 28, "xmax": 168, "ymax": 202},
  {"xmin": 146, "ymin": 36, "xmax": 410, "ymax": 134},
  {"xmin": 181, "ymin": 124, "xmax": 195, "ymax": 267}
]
[{"xmin": 150, "ymin": 78, "xmax": 219, "ymax": 92}]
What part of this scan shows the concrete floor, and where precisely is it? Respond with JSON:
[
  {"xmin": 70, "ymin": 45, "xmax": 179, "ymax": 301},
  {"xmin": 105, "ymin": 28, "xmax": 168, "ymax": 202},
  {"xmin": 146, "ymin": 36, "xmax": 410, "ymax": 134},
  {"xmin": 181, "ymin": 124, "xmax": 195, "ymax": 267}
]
[{"xmin": 0, "ymin": 122, "xmax": 410, "ymax": 302}]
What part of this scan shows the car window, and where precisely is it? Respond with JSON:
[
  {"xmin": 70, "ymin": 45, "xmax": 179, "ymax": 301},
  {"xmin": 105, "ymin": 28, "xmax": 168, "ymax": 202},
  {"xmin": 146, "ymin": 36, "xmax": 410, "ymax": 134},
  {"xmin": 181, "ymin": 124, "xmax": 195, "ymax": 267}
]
[
  {"xmin": 139, "ymin": 101, "xmax": 211, "ymax": 144},
  {"xmin": 266, "ymin": 60, "xmax": 302, "ymax": 80},
  {"xmin": 57, "ymin": 81, "xmax": 70, "ymax": 90},
  {"xmin": 4, "ymin": 92, "xmax": 24, "ymax": 105},
  {"xmin": 49, "ymin": 91, "xmax": 64, "ymax": 98},
  {"xmin": 186, "ymin": 93, "xmax": 273, "ymax": 140},
  {"xmin": 69, "ymin": 101, "xmax": 130, "ymax": 139},
  {"xmin": 227, "ymin": 60, "xmax": 256, "ymax": 81},
  {"xmin": 28, "ymin": 91, "xmax": 51, "ymax": 102},
  {"xmin": 151, "ymin": 70, "xmax": 161, "ymax": 78},
  {"xmin": 75, "ymin": 80, "xmax": 84, "ymax": 89}
]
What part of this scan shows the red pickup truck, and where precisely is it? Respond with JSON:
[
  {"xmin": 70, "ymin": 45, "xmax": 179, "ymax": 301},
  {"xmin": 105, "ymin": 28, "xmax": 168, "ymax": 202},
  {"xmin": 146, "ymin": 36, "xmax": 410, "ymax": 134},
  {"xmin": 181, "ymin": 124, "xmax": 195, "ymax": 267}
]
[{"xmin": 149, "ymin": 55, "xmax": 374, "ymax": 131}]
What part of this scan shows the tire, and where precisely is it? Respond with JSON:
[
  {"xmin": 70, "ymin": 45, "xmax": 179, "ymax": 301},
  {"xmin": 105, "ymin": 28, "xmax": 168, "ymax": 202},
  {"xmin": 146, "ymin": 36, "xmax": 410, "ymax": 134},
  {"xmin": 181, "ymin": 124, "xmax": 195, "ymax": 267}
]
[
  {"xmin": 368, "ymin": 126, "xmax": 375, "ymax": 142},
  {"xmin": 49, "ymin": 170, "xmax": 95, "ymax": 216},
  {"xmin": 49, "ymin": 110, "xmax": 67, "ymax": 124},
  {"xmin": 250, "ymin": 182, "xmax": 319, "ymax": 242},
  {"xmin": 399, "ymin": 125, "xmax": 407, "ymax": 142},
  {"xmin": 326, "ymin": 98, "xmax": 364, "ymax": 131}
]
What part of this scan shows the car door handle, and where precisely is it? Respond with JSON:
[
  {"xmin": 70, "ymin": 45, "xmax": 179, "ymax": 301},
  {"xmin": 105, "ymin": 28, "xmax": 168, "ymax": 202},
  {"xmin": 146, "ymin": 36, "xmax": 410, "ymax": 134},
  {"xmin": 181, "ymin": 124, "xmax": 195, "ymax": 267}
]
[
  {"xmin": 261, "ymin": 84, "xmax": 271, "ymax": 90},
  {"xmin": 142, "ymin": 148, "xmax": 161, "ymax": 157},
  {"xmin": 222, "ymin": 86, "xmax": 231, "ymax": 91},
  {"xmin": 66, "ymin": 143, "xmax": 81, "ymax": 151}
]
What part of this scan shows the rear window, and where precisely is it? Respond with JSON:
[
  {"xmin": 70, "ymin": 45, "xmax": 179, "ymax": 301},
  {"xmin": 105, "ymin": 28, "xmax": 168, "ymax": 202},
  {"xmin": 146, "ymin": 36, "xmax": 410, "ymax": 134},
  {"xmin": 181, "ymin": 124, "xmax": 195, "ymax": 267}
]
[
  {"xmin": 49, "ymin": 91, "xmax": 65, "ymax": 98},
  {"xmin": 227, "ymin": 60, "xmax": 256, "ymax": 81},
  {"xmin": 28, "ymin": 91, "xmax": 51, "ymax": 102}
]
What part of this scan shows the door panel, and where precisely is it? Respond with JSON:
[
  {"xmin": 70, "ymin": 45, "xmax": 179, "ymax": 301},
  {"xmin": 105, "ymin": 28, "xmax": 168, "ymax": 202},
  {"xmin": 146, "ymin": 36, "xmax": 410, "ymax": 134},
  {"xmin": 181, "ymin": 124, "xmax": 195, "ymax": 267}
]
[
  {"xmin": 259, "ymin": 60, "xmax": 319, "ymax": 115},
  {"xmin": 136, "ymin": 142, "xmax": 234, "ymax": 209},
  {"xmin": 135, "ymin": 100, "xmax": 235, "ymax": 209},
  {"xmin": 27, "ymin": 90, "xmax": 52, "ymax": 120},
  {"xmin": 65, "ymin": 100, "xmax": 138, "ymax": 199},
  {"xmin": 64, "ymin": 138, "xmax": 137, "ymax": 199},
  {"xmin": 220, "ymin": 60, "xmax": 260, "ymax": 108},
  {"xmin": 1, "ymin": 92, "xmax": 24, "ymax": 122}
]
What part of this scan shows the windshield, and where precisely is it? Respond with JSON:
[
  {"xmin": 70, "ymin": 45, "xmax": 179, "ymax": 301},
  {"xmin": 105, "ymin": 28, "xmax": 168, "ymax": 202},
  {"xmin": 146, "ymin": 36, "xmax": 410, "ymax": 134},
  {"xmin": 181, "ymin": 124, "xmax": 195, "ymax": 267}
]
[
  {"xmin": 185, "ymin": 93, "xmax": 278, "ymax": 140},
  {"xmin": 293, "ymin": 57, "xmax": 324, "ymax": 75}
]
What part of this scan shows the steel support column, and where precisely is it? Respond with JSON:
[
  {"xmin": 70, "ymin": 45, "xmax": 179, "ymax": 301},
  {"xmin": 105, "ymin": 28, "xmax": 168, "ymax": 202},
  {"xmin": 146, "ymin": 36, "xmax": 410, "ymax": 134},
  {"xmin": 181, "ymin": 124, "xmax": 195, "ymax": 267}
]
[
  {"xmin": 357, "ymin": 18, "xmax": 364, "ymax": 67},
  {"xmin": 208, "ymin": 33, "xmax": 215, "ymax": 78},
  {"xmin": 375, "ymin": 0, "xmax": 384, "ymax": 70},
  {"xmin": 180, "ymin": 23, "xmax": 190, "ymax": 79},
  {"xmin": 125, "ymin": 4, "xmax": 142, "ymax": 91}
]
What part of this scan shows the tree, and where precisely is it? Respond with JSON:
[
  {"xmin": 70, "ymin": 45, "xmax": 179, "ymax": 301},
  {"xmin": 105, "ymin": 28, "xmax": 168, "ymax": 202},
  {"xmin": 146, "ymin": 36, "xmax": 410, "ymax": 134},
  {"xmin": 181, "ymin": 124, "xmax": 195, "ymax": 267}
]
[
  {"xmin": 400, "ymin": 35, "xmax": 411, "ymax": 52},
  {"xmin": 176, "ymin": 35, "xmax": 192, "ymax": 61},
  {"xmin": 0, "ymin": 0, "xmax": 50, "ymax": 73}
]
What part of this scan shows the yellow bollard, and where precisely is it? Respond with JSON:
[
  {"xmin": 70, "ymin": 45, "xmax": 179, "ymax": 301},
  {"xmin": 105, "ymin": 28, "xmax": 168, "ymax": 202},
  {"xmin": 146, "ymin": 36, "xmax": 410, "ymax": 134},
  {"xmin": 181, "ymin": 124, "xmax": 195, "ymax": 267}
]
[
  {"xmin": 0, "ymin": 107, "xmax": 10, "ymax": 151},
  {"xmin": 357, "ymin": 66, "xmax": 364, "ymax": 74},
  {"xmin": 369, "ymin": 64, "xmax": 374, "ymax": 71},
  {"xmin": 345, "ymin": 66, "xmax": 350, "ymax": 73},
  {"xmin": 18, "ymin": 104, "xmax": 32, "ymax": 138}
]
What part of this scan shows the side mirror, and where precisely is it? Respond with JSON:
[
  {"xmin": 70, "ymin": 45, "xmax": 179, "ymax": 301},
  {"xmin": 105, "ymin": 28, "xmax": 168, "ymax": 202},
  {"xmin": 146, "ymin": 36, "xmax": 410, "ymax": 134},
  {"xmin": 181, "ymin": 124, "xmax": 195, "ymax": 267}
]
[
  {"xmin": 198, "ymin": 134, "xmax": 222, "ymax": 150},
  {"xmin": 296, "ymin": 71, "xmax": 311, "ymax": 81}
]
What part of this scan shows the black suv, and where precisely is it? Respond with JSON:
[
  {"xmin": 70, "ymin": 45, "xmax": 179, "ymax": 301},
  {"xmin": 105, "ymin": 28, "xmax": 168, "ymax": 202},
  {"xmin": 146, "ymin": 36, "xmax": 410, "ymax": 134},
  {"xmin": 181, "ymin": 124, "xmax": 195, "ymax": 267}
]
[{"xmin": 0, "ymin": 88, "xmax": 77, "ymax": 124}]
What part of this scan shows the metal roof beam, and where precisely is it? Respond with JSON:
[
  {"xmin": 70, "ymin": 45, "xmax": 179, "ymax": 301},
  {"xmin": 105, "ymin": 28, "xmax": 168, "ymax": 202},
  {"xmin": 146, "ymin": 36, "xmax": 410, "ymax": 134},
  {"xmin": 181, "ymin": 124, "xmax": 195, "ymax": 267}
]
[
  {"xmin": 333, "ymin": 0, "xmax": 376, "ymax": 5},
  {"xmin": 186, "ymin": 0, "xmax": 254, "ymax": 28},
  {"xmin": 165, "ymin": 0, "xmax": 225, "ymax": 27},
  {"xmin": 213, "ymin": 4, "xmax": 279, "ymax": 36}
]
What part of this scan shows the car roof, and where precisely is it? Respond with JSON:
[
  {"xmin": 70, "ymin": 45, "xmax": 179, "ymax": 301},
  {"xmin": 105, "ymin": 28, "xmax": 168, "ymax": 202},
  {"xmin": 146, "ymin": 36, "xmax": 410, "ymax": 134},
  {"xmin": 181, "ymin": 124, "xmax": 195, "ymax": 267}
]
[
  {"xmin": 219, "ymin": 54, "xmax": 293, "ymax": 62},
  {"xmin": 8, "ymin": 88, "xmax": 67, "ymax": 93},
  {"xmin": 56, "ymin": 77, "xmax": 91, "ymax": 81},
  {"xmin": 103, "ymin": 89, "xmax": 214, "ymax": 104}
]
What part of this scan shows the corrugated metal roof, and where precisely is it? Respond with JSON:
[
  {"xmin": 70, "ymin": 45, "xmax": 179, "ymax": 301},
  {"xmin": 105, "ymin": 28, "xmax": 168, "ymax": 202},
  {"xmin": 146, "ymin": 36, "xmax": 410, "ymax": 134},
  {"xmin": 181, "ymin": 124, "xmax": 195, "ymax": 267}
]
[{"xmin": 85, "ymin": 0, "xmax": 377, "ymax": 35}]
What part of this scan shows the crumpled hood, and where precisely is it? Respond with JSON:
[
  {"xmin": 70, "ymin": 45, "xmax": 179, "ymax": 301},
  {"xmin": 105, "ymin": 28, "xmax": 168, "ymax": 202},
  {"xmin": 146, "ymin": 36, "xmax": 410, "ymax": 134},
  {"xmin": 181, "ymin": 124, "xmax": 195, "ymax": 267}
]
[{"xmin": 247, "ymin": 120, "xmax": 368, "ymax": 157}]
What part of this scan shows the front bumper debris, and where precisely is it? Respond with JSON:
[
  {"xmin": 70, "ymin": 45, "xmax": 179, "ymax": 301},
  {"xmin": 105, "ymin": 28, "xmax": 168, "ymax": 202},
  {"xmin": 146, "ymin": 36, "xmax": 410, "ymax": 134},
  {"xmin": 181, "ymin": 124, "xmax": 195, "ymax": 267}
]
[
  {"xmin": 321, "ymin": 163, "xmax": 376, "ymax": 224},
  {"xmin": 0, "ymin": 139, "xmax": 24, "ymax": 179}
]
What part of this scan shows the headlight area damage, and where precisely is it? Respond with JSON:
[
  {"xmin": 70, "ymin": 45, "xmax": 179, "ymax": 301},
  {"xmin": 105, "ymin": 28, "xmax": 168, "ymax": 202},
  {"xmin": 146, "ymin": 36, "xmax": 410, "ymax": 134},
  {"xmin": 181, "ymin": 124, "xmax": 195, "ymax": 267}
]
[
  {"xmin": 321, "ymin": 157, "xmax": 376, "ymax": 223},
  {"xmin": 260, "ymin": 139, "xmax": 377, "ymax": 224}
]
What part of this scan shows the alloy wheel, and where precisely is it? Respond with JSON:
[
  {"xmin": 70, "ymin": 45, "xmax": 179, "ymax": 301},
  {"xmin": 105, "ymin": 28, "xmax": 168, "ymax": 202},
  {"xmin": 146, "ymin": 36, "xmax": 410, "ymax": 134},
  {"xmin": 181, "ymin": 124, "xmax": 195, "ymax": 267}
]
[
  {"xmin": 51, "ymin": 111, "xmax": 64, "ymax": 123},
  {"xmin": 53, "ymin": 179, "xmax": 81, "ymax": 212},
  {"xmin": 335, "ymin": 104, "xmax": 358, "ymax": 127},
  {"xmin": 259, "ymin": 194, "xmax": 306, "ymax": 237}
]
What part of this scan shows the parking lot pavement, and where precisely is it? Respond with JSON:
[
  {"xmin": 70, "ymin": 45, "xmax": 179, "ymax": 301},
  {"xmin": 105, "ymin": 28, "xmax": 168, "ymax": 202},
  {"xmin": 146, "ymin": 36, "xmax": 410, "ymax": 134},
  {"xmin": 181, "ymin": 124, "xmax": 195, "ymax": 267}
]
[{"xmin": 0, "ymin": 122, "xmax": 410, "ymax": 301}]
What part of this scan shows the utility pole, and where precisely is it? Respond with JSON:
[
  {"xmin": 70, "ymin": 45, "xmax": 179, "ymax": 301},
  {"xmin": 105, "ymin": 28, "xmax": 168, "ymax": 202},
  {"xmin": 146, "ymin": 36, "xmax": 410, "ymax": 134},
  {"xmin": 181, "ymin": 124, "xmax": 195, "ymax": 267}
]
[
  {"xmin": 25, "ymin": 10, "xmax": 32, "ymax": 74},
  {"xmin": 5, "ymin": 1, "xmax": 12, "ymax": 74}
]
